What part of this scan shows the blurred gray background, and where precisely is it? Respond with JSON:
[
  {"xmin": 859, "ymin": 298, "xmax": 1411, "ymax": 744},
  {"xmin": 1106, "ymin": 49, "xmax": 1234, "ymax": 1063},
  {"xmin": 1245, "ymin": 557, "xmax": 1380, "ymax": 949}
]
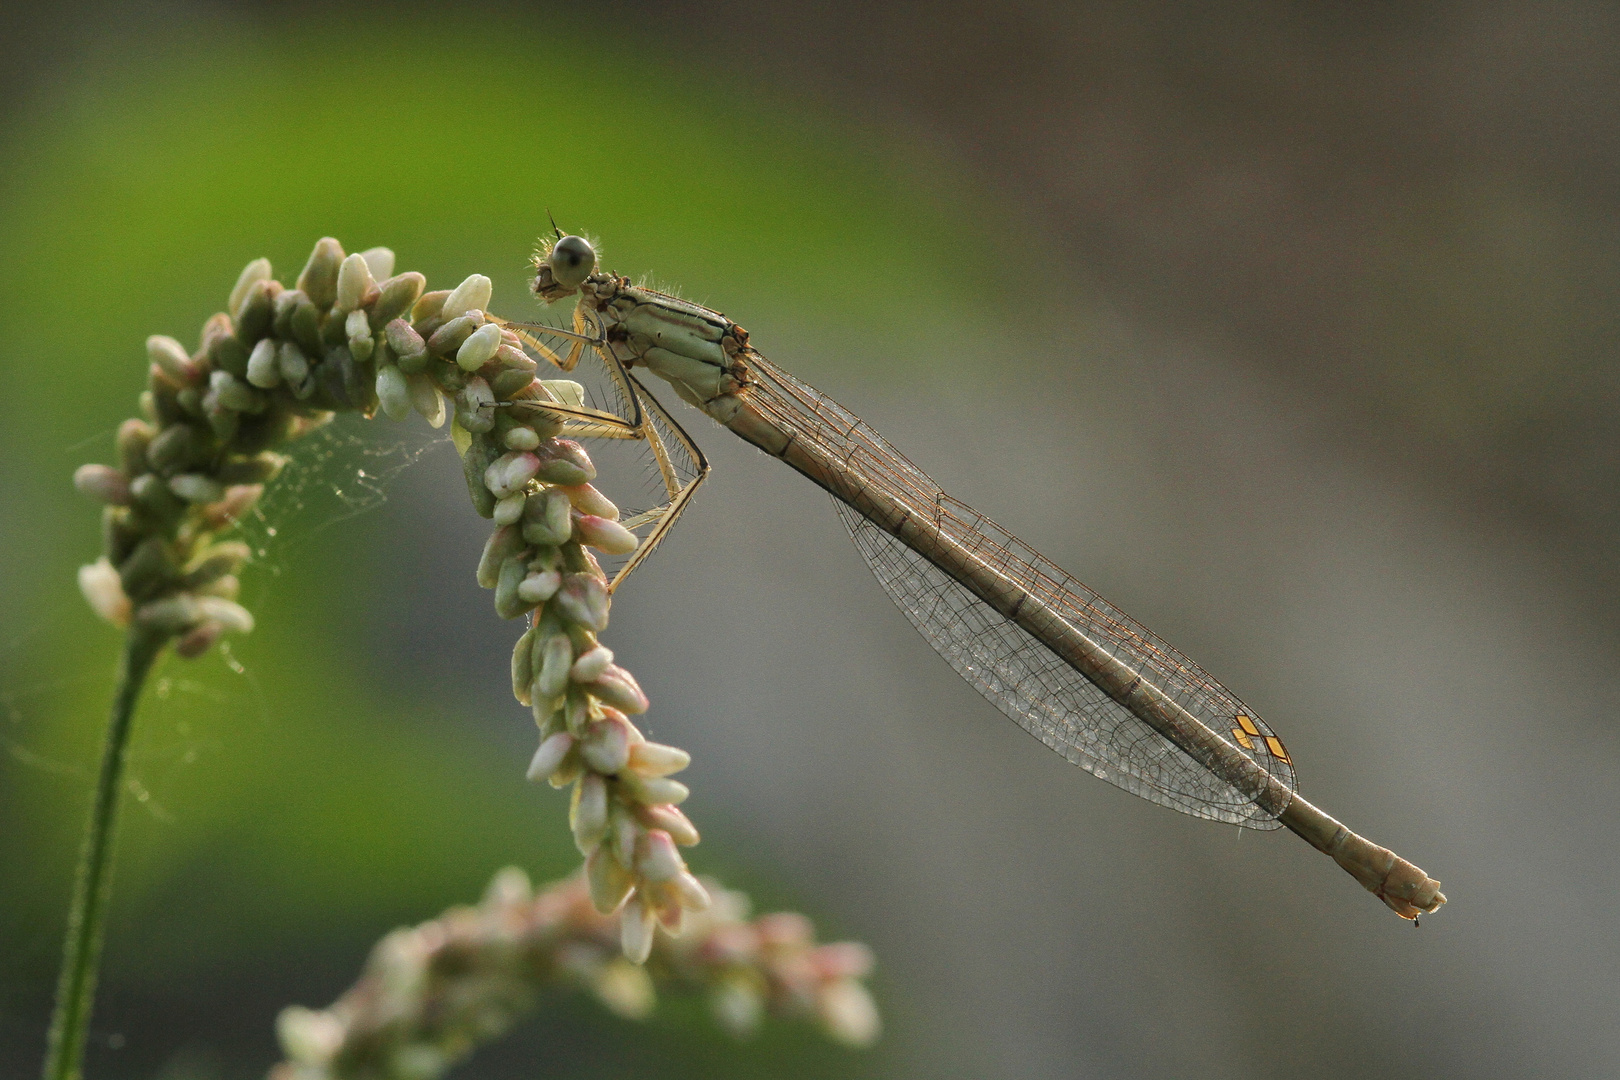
[{"xmin": 3, "ymin": 2, "xmax": 1617, "ymax": 1078}]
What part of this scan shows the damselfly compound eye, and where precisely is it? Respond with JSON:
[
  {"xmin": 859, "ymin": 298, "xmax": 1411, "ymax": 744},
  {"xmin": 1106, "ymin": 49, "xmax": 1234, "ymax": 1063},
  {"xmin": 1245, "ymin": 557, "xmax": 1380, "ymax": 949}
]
[{"xmin": 549, "ymin": 235, "xmax": 596, "ymax": 290}]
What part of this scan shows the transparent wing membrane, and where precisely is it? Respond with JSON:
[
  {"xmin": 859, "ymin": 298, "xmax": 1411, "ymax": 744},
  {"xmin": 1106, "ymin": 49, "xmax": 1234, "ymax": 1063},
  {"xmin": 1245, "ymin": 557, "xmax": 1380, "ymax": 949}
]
[
  {"xmin": 745, "ymin": 353, "xmax": 1293, "ymax": 827},
  {"xmin": 500, "ymin": 315, "xmax": 708, "ymax": 592}
]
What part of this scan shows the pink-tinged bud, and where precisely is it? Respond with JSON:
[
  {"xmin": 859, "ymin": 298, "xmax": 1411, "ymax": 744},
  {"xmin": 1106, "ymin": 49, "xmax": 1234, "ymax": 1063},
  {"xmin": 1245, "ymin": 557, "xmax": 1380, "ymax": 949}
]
[
  {"xmin": 575, "ymin": 514, "xmax": 638, "ymax": 555},
  {"xmin": 440, "ymin": 273, "xmax": 493, "ymax": 321},
  {"xmin": 535, "ymin": 439, "xmax": 596, "ymax": 485},
  {"xmin": 175, "ymin": 621, "xmax": 225, "ymax": 659},
  {"xmin": 589, "ymin": 664, "xmax": 648, "ymax": 714},
  {"xmin": 620, "ymin": 894, "xmax": 656, "ymax": 964},
  {"xmin": 620, "ymin": 773, "xmax": 689, "ymax": 807},
  {"xmin": 562, "ymin": 483, "xmax": 620, "ymax": 520},
  {"xmin": 586, "ymin": 845, "xmax": 635, "ymax": 915},
  {"xmin": 811, "ymin": 942, "xmax": 876, "ymax": 980},
  {"xmin": 569, "ymin": 645, "xmax": 613, "ymax": 683},
  {"xmin": 580, "ymin": 713, "xmax": 633, "ymax": 774},
  {"xmin": 78, "ymin": 559, "xmax": 131, "ymax": 626},
  {"xmin": 571, "ymin": 773, "xmax": 609, "ymax": 852},
  {"xmin": 74, "ymin": 464, "xmax": 129, "ymax": 505},
  {"xmin": 555, "ymin": 573, "xmax": 609, "ymax": 631},
  {"xmin": 627, "ymin": 741, "xmax": 690, "ymax": 778},
  {"xmin": 818, "ymin": 981, "xmax": 881, "ymax": 1047},
  {"xmin": 526, "ymin": 731, "xmax": 574, "ymax": 782},
  {"xmin": 669, "ymin": 870, "xmax": 711, "ymax": 911},
  {"xmin": 756, "ymin": 912, "xmax": 814, "ymax": 948},
  {"xmin": 637, "ymin": 803, "xmax": 700, "ymax": 846},
  {"xmin": 484, "ymin": 451, "xmax": 540, "ymax": 499},
  {"xmin": 701, "ymin": 924, "xmax": 761, "ymax": 967},
  {"xmin": 146, "ymin": 335, "xmax": 196, "ymax": 383},
  {"xmin": 200, "ymin": 484, "xmax": 262, "ymax": 529}
]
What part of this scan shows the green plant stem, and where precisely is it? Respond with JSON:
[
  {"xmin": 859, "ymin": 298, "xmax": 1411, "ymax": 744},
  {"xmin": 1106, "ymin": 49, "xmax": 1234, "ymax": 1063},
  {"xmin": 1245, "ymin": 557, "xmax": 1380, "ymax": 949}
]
[{"xmin": 42, "ymin": 628, "xmax": 167, "ymax": 1080}]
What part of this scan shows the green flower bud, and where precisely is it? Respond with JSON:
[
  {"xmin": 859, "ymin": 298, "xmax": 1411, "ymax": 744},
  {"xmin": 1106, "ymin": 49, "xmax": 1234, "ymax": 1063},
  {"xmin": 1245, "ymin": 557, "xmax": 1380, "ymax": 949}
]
[
  {"xmin": 428, "ymin": 315, "xmax": 477, "ymax": 357},
  {"xmin": 385, "ymin": 318, "xmax": 429, "ymax": 373},
  {"xmin": 234, "ymin": 278, "xmax": 277, "ymax": 344},
  {"xmin": 277, "ymin": 342, "xmax": 312, "ymax": 398},
  {"xmin": 128, "ymin": 472, "xmax": 185, "ymax": 526},
  {"xmin": 232, "ymin": 405, "xmax": 296, "ymax": 454},
  {"xmin": 271, "ymin": 287, "xmax": 303, "ymax": 339},
  {"xmin": 118, "ymin": 535, "xmax": 177, "ymax": 600},
  {"xmin": 511, "ymin": 624, "xmax": 538, "ymax": 706},
  {"xmin": 520, "ymin": 487, "xmax": 572, "ymax": 547},
  {"xmin": 210, "ymin": 369, "xmax": 265, "ymax": 414},
  {"xmin": 494, "ymin": 553, "xmax": 532, "ymax": 618},
  {"xmin": 197, "ymin": 312, "xmax": 233, "ymax": 362},
  {"xmin": 563, "ymin": 483, "xmax": 619, "ymax": 521},
  {"xmin": 228, "ymin": 258, "xmax": 273, "ymax": 319},
  {"xmin": 490, "ymin": 367, "xmax": 536, "ymax": 400},
  {"xmin": 116, "ymin": 418, "xmax": 154, "ymax": 475},
  {"xmin": 175, "ymin": 386, "xmax": 204, "ymax": 418},
  {"xmin": 517, "ymin": 569, "xmax": 561, "ymax": 604},
  {"xmin": 477, "ymin": 525, "xmax": 527, "ymax": 588},
  {"xmin": 534, "ymin": 632, "xmax": 574, "ymax": 700},
  {"xmin": 208, "ymin": 332, "xmax": 250, "ymax": 379},
  {"xmin": 410, "ymin": 288, "xmax": 451, "ymax": 324},
  {"xmin": 289, "ymin": 295, "xmax": 322, "ymax": 357},
  {"xmin": 461, "ymin": 431, "xmax": 499, "ymax": 516},
  {"xmin": 535, "ymin": 438, "xmax": 596, "ymax": 485},
  {"xmin": 555, "ymin": 572, "xmax": 609, "ymax": 631},
  {"xmin": 503, "ymin": 425, "xmax": 541, "ymax": 451},
  {"xmin": 370, "ymin": 272, "xmax": 425, "ymax": 330},
  {"xmin": 296, "ymin": 237, "xmax": 344, "ymax": 310},
  {"xmin": 493, "ymin": 490, "xmax": 527, "ymax": 525},
  {"xmin": 146, "ymin": 422, "xmax": 203, "ymax": 475}
]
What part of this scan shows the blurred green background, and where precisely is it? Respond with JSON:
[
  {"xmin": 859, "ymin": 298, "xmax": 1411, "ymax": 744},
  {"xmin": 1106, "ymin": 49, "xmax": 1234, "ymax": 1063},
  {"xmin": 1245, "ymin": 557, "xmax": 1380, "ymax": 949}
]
[{"xmin": 3, "ymin": 3, "xmax": 1618, "ymax": 1078}]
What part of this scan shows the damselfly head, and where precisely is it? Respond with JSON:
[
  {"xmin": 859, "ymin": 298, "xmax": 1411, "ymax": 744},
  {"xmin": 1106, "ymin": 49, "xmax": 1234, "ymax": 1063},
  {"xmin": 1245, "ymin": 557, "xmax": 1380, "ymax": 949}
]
[{"xmin": 532, "ymin": 233, "xmax": 597, "ymax": 302}]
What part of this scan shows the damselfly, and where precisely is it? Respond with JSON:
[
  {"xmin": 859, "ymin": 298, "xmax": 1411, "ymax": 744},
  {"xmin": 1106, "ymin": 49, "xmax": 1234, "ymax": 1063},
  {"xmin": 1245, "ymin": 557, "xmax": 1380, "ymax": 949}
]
[{"xmin": 499, "ymin": 232, "xmax": 1446, "ymax": 922}]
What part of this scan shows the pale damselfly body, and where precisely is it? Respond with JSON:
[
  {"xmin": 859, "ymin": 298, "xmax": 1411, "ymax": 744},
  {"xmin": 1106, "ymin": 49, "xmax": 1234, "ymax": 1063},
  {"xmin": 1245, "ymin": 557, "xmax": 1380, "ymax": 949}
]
[{"xmin": 500, "ymin": 232, "xmax": 1446, "ymax": 921}]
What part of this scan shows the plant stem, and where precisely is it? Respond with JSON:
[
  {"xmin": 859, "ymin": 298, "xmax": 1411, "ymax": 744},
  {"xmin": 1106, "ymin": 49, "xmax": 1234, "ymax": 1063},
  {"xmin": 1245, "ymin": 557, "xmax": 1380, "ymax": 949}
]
[{"xmin": 42, "ymin": 629, "xmax": 166, "ymax": 1080}]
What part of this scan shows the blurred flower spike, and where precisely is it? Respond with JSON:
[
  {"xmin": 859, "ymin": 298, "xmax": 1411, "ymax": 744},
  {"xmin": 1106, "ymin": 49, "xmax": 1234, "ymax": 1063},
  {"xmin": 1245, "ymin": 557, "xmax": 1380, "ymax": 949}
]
[{"xmin": 270, "ymin": 868, "xmax": 880, "ymax": 1079}]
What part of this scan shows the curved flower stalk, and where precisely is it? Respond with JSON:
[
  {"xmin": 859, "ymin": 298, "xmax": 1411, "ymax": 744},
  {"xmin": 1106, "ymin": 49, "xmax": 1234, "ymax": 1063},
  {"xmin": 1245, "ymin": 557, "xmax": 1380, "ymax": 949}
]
[
  {"xmin": 270, "ymin": 867, "xmax": 879, "ymax": 1080},
  {"xmin": 62, "ymin": 237, "xmax": 874, "ymax": 1077}
]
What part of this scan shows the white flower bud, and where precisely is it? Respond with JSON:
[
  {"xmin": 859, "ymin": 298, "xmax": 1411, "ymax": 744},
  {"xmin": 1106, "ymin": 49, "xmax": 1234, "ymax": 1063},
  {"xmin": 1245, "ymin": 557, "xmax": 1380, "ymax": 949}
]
[
  {"xmin": 146, "ymin": 335, "xmax": 194, "ymax": 382},
  {"xmin": 526, "ymin": 731, "xmax": 574, "ymax": 782},
  {"xmin": 569, "ymin": 645, "xmax": 613, "ymax": 683},
  {"xmin": 74, "ymin": 464, "xmax": 129, "ymax": 505},
  {"xmin": 245, "ymin": 338, "xmax": 280, "ymax": 388},
  {"xmin": 456, "ymin": 321, "xmax": 502, "ymax": 372},
  {"xmin": 586, "ymin": 844, "xmax": 635, "ymax": 914},
  {"xmin": 78, "ymin": 559, "xmax": 131, "ymax": 626},
  {"xmin": 627, "ymin": 741, "xmax": 691, "ymax": 778},
  {"xmin": 375, "ymin": 365, "xmax": 410, "ymax": 421},
  {"xmin": 818, "ymin": 980, "xmax": 881, "ymax": 1047},
  {"xmin": 359, "ymin": 246, "xmax": 395, "ymax": 282},
  {"xmin": 276, "ymin": 1005, "xmax": 344, "ymax": 1064},
  {"xmin": 571, "ymin": 773, "xmax": 609, "ymax": 851},
  {"xmin": 620, "ymin": 894, "xmax": 656, "ymax": 964},
  {"xmin": 441, "ymin": 273, "xmax": 493, "ymax": 321}
]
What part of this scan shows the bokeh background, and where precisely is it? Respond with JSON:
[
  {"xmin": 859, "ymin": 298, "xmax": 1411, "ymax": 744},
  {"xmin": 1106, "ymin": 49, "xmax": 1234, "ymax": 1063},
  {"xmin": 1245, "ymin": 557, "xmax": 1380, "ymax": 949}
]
[{"xmin": 3, "ymin": 2, "xmax": 1618, "ymax": 1077}]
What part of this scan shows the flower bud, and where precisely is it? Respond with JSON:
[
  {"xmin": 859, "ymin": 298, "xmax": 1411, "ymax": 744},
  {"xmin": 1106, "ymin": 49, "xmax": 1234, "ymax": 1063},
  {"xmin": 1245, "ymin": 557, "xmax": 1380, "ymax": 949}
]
[
  {"xmin": 811, "ymin": 942, "xmax": 876, "ymax": 980},
  {"xmin": 517, "ymin": 569, "xmax": 561, "ymax": 604},
  {"xmin": 586, "ymin": 844, "xmax": 634, "ymax": 914},
  {"xmin": 484, "ymin": 450, "xmax": 540, "ymax": 499},
  {"xmin": 406, "ymin": 372, "xmax": 446, "ymax": 427},
  {"xmin": 245, "ymin": 338, "xmax": 280, "ymax": 388},
  {"xmin": 562, "ymin": 483, "xmax": 619, "ymax": 520},
  {"xmin": 711, "ymin": 978, "xmax": 764, "ymax": 1038},
  {"xmin": 333, "ymin": 253, "xmax": 376, "ymax": 313},
  {"xmin": 490, "ymin": 367, "xmax": 536, "ymax": 401},
  {"xmin": 476, "ymin": 524, "xmax": 526, "ymax": 588},
  {"xmin": 146, "ymin": 335, "xmax": 196, "ymax": 383},
  {"xmin": 234, "ymin": 279, "xmax": 277, "ymax": 344},
  {"xmin": 592, "ymin": 958, "xmax": 655, "ymax": 1020},
  {"xmin": 635, "ymin": 830, "xmax": 684, "ymax": 883},
  {"xmin": 555, "ymin": 573, "xmax": 609, "ymax": 631},
  {"xmin": 511, "ymin": 625, "xmax": 537, "ymax": 705},
  {"xmin": 492, "ymin": 491, "xmax": 526, "ymax": 525},
  {"xmin": 503, "ymin": 425, "xmax": 541, "ymax": 451},
  {"xmin": 637, "ymin": 803, "xmax": 699, "ymax": 846},
  {"xmin": 427, "ymin": 314, "xmax": 477, "ymax": 356},
  {"xmin": 182, "ymin": 541, "xmax": 251, "ymax": 587},
  {"xmin": 668, "ymin": 870, "xmax": 711, "ymax": 911},
  {"xmin": 535, "ymin": 439, "xmax": 596, "ymax": 485},
  {"xmin": 569, "ymin": 645, "xmax": 613, "ymax": 683},
  {"xmin": 410, "ymin": 288, "xmax": 450, "ymax": 324},
  {"xmin": 345, "ymin": 308, "xmax": 373, "ymax": 362},
  {"xmin": 175, "ymin": 621, "xmax": 225, "ymax": 659},
  {"xmin": 526, "ymin": 731, "xmax": 574, "ymax": 782},
  {"xmin": 440, "ymin": 273, "xmax": 493, "ymax": 321},
  {"xmin": 228, "ymin": 258, "xmax": 273, "ymax": 319},
  {"xmin": 589, "ymin": 664, "xmax": 649, "ymax": 714},
  {"xmin": 579, "ymin": 712, "xmax": 633, "ymax": 774},
  {"xmin": 116, "ymin": 419, "xmax": 154, "ymax": 475},
  {"xmin": 494, "ymin": 553, "xmax": 532, "ymax": 618},
  {"xmin": 201, "ymin": 484, "xmax": 263, "ymax": 528},
  {"xmin": 520, "ymin": 487, "xmax": 572, "ymax": 546},
  {"xmin": 370, "ymin": 272, "xmax": 424, "ymax": 330},
  {"xmin": 455, "ymin": 376, "xmax": 496, "ymax": 433},
  {"xmin": 296, "ymin": 237, "xmax": 344, "ymax": 309},
  {"xmin": 755, "ymin": 911, "xmax": 814, "ymax": 948},
  {"xmin": 74, "ymin": 464, "xmax": 129, "ymax": 505},
  {"xmin": 210, "ymin": 369, "xmax": 264, "ymax": 413},
  {"xmin": 571, "ymin": 773, "xmax": 610, "ymax": 852},
  {"xmin": 534, "ymin": 632, "xmax": 574, "ymax": 701},
  {"xmin": 277, "ymin": 342, "xmax": 312, "ymax": 397},
  {"xmin": 385, "ymin": 318, "xmax": 429, "ymax": 371},
  {"xmin": 618, "ymin": 773, "xmax": 689, "ymax": 807},
  {"xmin": 620, "ymin": 894, "xmax": 656, "ymax": 964},
  {"xmin": 818, "ymin": 980, "xmax": 881, "ymax": 1047},
  {"xmin": 169, "ymin": 473, "xmax": 225, "ymax": 504},
  {"xmin": 575, "ymin": 514, "xmax": 638, "ymax": 555},
  {"xmin": 456, "ymin": 322, "xmax": 502, "ymax": 372},
  {"xmin": 375, "ymin": 364, "xmax": 410, "ymax": 421},
  {"xmin": 134, "ymin": 594, "xmax": 200, "ymax": 634},
  {"xmin": 78, "ymin": 558, "xmax": 131, "ymax": 626},
  {"xmin": 627, "ymin": 741, "xmax": 690, "ymax": 778},
  {"xmin": 359, "ymin": 246, "xmax": 395, "ymax": 282}
]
